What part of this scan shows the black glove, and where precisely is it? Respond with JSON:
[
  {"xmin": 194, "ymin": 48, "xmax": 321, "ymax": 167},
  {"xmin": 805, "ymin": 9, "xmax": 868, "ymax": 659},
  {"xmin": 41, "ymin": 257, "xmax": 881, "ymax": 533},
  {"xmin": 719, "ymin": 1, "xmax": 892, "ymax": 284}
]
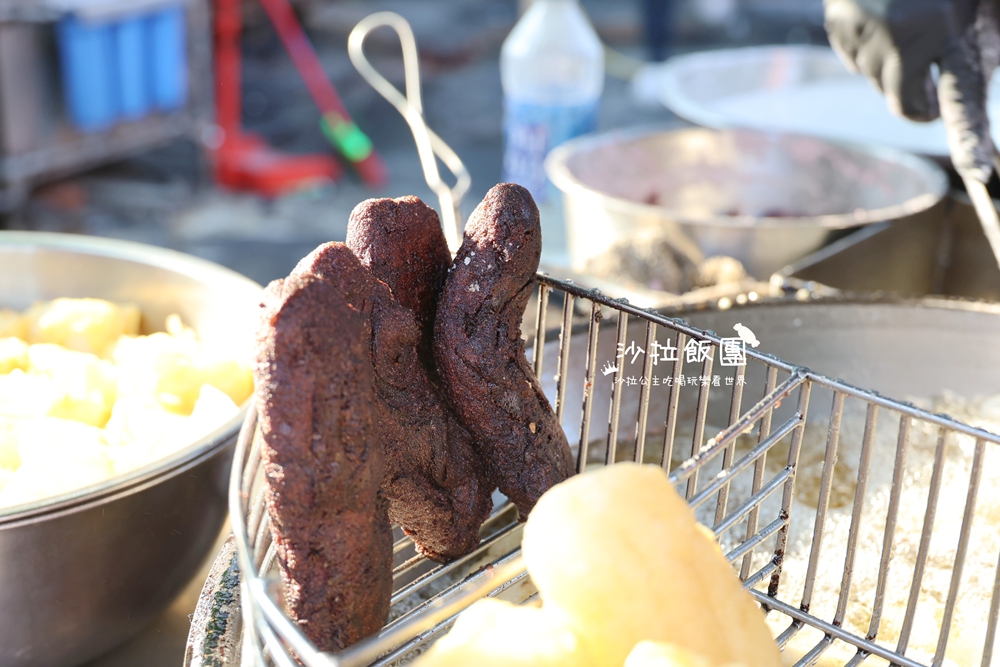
[{"xmin": 825, "ymin": 0, "xmax": 998, "ymax": 182}]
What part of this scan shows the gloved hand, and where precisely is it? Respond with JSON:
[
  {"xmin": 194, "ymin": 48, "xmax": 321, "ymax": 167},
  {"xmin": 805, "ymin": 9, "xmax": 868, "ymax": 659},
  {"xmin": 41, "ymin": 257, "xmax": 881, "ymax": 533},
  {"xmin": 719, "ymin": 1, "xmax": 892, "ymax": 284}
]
[{"xmin": 824, "ymin": 0, "xmax": 1000, "ymax": 182}]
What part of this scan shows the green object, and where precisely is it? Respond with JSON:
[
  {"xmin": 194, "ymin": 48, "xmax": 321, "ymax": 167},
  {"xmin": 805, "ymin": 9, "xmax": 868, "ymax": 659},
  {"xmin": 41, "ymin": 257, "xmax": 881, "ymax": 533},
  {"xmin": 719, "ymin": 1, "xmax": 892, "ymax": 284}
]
[{"xmin": 321, "ymin": 114, "xmax": 373, "ymax": 162}]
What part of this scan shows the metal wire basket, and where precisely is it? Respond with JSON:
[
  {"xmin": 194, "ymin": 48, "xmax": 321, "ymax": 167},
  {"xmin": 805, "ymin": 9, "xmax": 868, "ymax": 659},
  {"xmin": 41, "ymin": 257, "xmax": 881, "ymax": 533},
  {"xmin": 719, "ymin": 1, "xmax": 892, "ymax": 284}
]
[
  {"xmin": 219, "ymin": 11, "xmax": 1000, "ymax": 667},
  {"xmin": 229, "ymin": 275, "xmax": 1000, "ymax": 667}
]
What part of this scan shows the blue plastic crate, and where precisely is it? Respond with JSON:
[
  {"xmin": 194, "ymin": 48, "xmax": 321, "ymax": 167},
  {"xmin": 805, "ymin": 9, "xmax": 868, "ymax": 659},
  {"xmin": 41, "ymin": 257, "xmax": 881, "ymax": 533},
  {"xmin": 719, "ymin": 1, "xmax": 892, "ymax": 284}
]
[
  {"xmin": 115, "ymin": 16, "xmax": 151, "ymax": 119},
  {"xmin": 57, "ymin": 16, "xmax": 118, "ymax": 131},
  {"xmin": 148, "ymin": 6, "xmax": 188, "ymax": 111},
  {"xmin": 57, "ymin": 3, "xmax": 187, "ymax": 132}
]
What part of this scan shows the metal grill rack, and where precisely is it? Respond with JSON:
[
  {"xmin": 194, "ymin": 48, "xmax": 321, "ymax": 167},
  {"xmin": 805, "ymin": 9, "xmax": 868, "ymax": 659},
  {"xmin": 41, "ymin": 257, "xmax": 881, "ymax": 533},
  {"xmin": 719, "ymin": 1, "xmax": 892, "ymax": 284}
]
[{"xmin": 230, "ymin": 274, "xmax": 1000, "ymax": 667}]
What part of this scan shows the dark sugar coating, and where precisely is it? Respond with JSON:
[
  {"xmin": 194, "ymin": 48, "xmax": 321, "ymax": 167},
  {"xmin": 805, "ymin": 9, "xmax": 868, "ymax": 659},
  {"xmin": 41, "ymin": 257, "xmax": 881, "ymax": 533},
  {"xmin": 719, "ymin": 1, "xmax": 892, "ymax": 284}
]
[
  {"xmin": 433, "ymin": 183, "xmax": 575, "ymax": 517},
  {"xmin": 346, "ymin": 196, "xmax": 451, "ymax": 370},
  {"xmin": 253, "ymin": 273, "xmax": 392, "ymax": 651},
  {"xmin": 293, "ymin": 243, "xmax": 493, "ymax": 561}
]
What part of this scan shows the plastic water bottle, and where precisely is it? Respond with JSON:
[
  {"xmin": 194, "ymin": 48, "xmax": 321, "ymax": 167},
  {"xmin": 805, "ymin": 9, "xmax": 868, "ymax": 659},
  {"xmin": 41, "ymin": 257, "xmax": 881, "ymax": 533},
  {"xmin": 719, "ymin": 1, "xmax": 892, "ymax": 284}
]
[{"xmin": 501, "ymin": 0, "xmax": 604, "ymax": 266}]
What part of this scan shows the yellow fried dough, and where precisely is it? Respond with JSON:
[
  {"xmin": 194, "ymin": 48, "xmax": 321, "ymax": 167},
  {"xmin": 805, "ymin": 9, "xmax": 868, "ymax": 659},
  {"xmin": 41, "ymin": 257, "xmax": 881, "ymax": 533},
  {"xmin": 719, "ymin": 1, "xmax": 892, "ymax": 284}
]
[
  {"xmin": 413, "ymin": 597, "xmax": 599, "ymax": 667},
  {"xmin": 522, "ymin": 463, "xmax": 781, "ymax": 667}
]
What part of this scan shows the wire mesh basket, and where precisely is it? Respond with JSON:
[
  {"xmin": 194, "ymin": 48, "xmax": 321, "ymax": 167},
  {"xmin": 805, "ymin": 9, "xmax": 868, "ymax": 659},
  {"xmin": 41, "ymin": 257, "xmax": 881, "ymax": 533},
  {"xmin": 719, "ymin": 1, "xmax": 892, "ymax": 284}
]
[{"xmin": 229, "ymin": 274, "xmax": 1000, "ymax": 667}]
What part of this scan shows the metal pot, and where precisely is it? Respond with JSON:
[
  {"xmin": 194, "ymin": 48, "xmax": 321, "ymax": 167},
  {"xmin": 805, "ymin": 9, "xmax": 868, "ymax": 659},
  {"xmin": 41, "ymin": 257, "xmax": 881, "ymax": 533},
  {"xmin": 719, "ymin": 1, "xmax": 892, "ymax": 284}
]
[
  {"xmin": 538, "ymin": 297, "xmax": 1000, "ymax": 453},
  {"xmin": 677, "ymin": 297, "xmax": 1000, "ymax": 396},
  {"xmin": 0, "ymin": 232, "xmax": 262, "ymax": 667},
  {"xmin": 545, "ymin": 127, "xmax": 949, "ymax": 280},
  {"xmin": 776, "ymin": 191, "xmax": 1000, "ymax": 303}
]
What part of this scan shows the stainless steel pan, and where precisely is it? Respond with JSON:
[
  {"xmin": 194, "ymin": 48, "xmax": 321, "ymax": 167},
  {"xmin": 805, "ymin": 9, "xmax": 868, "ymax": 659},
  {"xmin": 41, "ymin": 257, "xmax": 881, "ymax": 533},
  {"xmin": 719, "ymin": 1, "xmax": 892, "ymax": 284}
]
[{"xmin": 0, "ymin": 232, "xmax": 262, "ymax": 667}]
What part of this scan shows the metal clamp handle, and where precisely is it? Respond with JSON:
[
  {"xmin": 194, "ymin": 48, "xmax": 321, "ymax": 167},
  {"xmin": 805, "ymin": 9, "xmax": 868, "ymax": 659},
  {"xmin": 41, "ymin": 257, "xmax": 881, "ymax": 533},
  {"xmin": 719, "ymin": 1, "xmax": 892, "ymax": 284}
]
[
  {"xmin": 963, "ymin": 175, "xmax": 1000, "ymax": 271},
  {"xmin": 347, "ymin": 12, "xmax": 470, "ymax": 253}
]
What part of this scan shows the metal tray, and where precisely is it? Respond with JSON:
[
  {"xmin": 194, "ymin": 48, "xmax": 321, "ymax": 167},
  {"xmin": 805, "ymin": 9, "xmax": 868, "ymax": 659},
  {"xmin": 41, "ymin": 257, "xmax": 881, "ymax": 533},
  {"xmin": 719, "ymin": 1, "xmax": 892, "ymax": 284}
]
[
  {"xmin": 777, "ymin": 191, "xmax": 1000, "ymax": 303},
  {"xmin": 189, "ymin": 284, "xmax": 1000, "ymax": 667}
]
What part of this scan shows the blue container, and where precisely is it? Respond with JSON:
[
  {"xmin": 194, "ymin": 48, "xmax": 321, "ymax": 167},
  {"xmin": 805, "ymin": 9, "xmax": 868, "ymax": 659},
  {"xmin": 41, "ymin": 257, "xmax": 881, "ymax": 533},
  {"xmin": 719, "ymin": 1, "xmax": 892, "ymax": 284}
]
[
  {"xmin": 147, "ymin": 6, "xmax": 187, "ymax": 111},
  {"xmin": 57, "ymin": 16, "xmax": 118, "ymax": 132},
  {"xmin": 115, "ymin": 17, "xmax": 151, "ymax": 119},
  {"xmin": 56, "ymin": 4, "xmax": 187, "ymax": 132}
]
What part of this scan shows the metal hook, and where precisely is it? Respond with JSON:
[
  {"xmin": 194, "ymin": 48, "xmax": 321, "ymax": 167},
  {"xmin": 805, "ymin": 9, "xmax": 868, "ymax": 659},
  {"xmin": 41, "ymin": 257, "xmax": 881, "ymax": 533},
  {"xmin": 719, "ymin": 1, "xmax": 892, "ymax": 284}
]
[
  {"xmin": 963, "ymin": 154, "xmax": 1000, "ymax": 271},
  {"xmin": 347, "ymin": 12, "xmax": 471, "ymax": 253}
]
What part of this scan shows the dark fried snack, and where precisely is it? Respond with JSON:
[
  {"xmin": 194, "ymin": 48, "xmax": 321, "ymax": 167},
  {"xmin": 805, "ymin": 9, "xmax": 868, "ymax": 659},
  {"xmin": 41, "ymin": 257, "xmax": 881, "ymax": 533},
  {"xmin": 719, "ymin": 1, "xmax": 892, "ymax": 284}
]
[
  {"xmin": 294, "ymin": 243, "xmax": 493, "ymax": 561},
  {"xmin": 434, "ymin": 183, "xmax": 575, "ymax": 517},
  {"xmin": 346, "ymin": 196, "xmax": 451, "ymax": 370},
  {"xmin": 253, "ymin": 273, "xmax": 392, "ymax": 652}
]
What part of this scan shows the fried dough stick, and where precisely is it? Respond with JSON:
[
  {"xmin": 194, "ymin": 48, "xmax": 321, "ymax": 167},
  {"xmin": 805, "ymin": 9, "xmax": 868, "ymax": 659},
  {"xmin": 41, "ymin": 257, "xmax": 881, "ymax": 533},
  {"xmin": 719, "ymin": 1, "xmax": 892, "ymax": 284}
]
[
  {"xmin": 434, "ymin": 184, "xmax": 575, "ymax": 517},
  {"xmin": 253, "ymin": 273, "xmax": 392, "ymax": 651},
  {"xmin": 295, "ymin": 243, "xmax": 493, "ymax": 560}
]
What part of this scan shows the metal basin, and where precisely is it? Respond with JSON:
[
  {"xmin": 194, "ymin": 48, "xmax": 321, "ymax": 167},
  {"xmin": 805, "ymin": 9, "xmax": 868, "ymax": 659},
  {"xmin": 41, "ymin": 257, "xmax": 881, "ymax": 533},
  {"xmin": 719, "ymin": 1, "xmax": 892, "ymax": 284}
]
[
  {"xmin": 0, "ymin": 232, "xmax": 262, "ymax": 667},
  {"xmin": 645, "ymin": 44, "xmax": 1000, "ymax": 159},
  {"xmin": 532, "ymin": 297, "xmax": 1000, "ymax": 455},
  {"xmin": 678, "ymin": 297, "xmax": 1000, "ymax": 398},
  {"xmin": 545, "ymin": 127, "xmax": 948, "ymax": 279}
]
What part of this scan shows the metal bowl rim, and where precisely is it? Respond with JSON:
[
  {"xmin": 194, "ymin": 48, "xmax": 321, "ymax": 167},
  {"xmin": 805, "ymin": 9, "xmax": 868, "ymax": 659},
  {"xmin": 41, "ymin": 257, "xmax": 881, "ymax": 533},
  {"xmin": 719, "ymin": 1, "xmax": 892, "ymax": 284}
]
[
  {"xmin": 0, "ymin": 231, "xmax": 263, "ymax": 292},
  {"xmin": 544, "ymin": 124, "xmax": 949, "ymax": 229},
  {"xmin": 662, "ymin": 291, "xmax": 1000, "ymax": 318},
  {"xmin": 0, "ymin": 231, "xmax": 261, "ymax": 524},
  {"xmin": 650, "ymin": 44, "xmax": 842, "ymax": 134},
  {"xmin": 0, "ymin": 421, "xmax": 237, "ymax": 528}
]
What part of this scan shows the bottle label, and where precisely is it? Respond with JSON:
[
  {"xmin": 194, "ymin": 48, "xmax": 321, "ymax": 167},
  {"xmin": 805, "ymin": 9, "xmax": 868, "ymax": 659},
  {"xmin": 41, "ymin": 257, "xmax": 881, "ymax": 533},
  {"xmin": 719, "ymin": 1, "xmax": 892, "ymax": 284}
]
[{"xmin": 502, "ymin": 99, "xmax": 598, "ymax": 204}]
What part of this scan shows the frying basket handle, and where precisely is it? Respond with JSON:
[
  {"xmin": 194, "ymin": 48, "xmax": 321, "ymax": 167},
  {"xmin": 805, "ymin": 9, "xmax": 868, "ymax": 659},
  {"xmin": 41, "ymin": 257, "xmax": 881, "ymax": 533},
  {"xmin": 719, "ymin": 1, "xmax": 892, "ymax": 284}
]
[{"xmin": 348, "ymin": 12, "xmax": 471, "ymax": 253}]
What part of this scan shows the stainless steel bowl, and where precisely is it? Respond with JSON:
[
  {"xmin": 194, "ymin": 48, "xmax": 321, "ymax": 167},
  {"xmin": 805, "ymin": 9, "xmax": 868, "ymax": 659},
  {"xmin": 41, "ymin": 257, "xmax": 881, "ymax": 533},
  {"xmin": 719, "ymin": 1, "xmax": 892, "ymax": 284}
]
[
  {"xmin": 0, "ymin": 232, "xmax": 262, "ymax": 667},
  {"xmin": 545, "ymin": 126, "xmax": 948, "ymax": 279},
  {"xmin": 645, "ymin": 44, "xmax": 1000, "ymax": 159}
]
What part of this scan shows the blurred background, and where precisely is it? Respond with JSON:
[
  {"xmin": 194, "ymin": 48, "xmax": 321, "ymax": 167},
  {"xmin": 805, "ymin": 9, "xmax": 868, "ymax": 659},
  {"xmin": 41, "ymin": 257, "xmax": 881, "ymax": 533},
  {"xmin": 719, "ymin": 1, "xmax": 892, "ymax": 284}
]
[
  {"xmin": 0, "ymin": 0, "xmax": 829, "ymax": 286},
  {"xmin": 4, "ymin": 2, "xmax": 1000, "ymax": 666}
]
